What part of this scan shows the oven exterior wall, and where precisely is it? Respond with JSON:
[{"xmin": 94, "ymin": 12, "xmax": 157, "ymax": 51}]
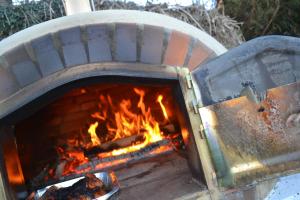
[
  {"xmin": 0, "ymin": 65, "xmax": 218, "ymax": 200},
  {"xmin": 1, "ymin": 10, "xmax": 300, "ymax": 199},
  {"xmin": 0, "ymin": 10, "xmax": 226, "ymax": 115},
  {"xmin": 0, "ymin": 149, "xmax": 9, "ymax": 200},
  {"xmin": 0, "ymin": 10, "xmax": 228, "ymax": 200}
]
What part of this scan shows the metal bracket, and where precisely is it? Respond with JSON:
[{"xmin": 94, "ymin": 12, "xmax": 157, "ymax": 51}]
[
  {"xmin": 192, "ymin": 100, "xmax": 199, "ymax": 114},
  {"xmin": 199, "ymin": 124, "xmax": 205, "ymax": 139},
  {"xmin": 185, "ymin": 73, "xmax": 193, "ymax": 89}
]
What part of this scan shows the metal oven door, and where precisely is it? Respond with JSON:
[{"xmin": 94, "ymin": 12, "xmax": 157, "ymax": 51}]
[{"xmin": 191, "ymin": 36, "xmax": 300, "ymax": 189}]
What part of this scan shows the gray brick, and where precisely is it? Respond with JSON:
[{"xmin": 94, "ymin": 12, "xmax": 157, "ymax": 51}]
[
  {"xmin": 4, "ymin": 46, "xmax": 30, "ymax": 66},
  {"xmin": 60, "ymin": 27, "xmax": 88, "ymax": 67},
  {"xmin": 36, "ymin": 50, "xmax": 64, "ymax": 75},
  {"xmin": 31, "ymin": 34, "xmax": 64, "ymax": 76},
  {"xmin": 60, "ymin": 27, "xmax": 81, "ymax": 45},
  {"xmin": 140, "ymin": 25, "xmax": 164, "ymax": 64},
  {"xmin": 115, "ymin": 23, "xmax": 137, "ymax": 62},
  {"xmin": 0, "ymin": 67, "xmax": 19, "ymax": 101},
  {"xmin": 63, "ymin": 44, "xmax": 88, "ymax": 67},
  {"xmin": 86, "ymin": 25, "xmax": 112, "ymax": 62},
  {"xmin": 11, "ymin": 61, "xmax": 41, "ymax": 87},
  {"xmin": 31, "ymin": 34, "xmax": 54, "ymax": 52},
  {"xmin": 87, "ymin": 24, "xmax": 108, "ymax": 40}
]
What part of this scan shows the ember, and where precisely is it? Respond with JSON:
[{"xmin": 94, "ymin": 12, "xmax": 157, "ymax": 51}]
[{"xmin": 38, "ymin": 173, "xmax": 109, "ymax": 200}]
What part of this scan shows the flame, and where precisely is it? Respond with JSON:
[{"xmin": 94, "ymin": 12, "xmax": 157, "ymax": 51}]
[
  {"xmin": 4, "ymin": 155, "xmax": 25, "ymax": 185},
  {"xmin": 54, "ymin": 88, "xmax": 172, "ymax": 178},
  {"xmin": 157, "ymin": 95, "xmax": 169, "ymax": 121},
  {"xmin": 88, "ymin": 122, "xmax": 101, "ymax": 146},
  {"xmin": 111, "ymin": 122, "xmax": 162, "ymax": 156},
  {"xmin": 87, "ymin": 88, "xmax": 166, "ymax": 152}
]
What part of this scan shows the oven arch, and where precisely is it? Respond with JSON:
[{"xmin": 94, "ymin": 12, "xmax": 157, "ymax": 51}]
[{"xmin": 0, "ymin": 10, "xmax": 226, "ymax": 119}]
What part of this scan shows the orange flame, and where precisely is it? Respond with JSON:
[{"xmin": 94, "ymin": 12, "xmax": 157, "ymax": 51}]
[
  {"xmin": 54, "ymin": 88, "xmax": 173, "ymax": 177},
  {"xmin": 88, "ymin": 122, "xmax": 101, "ymax": 146},
  {"xmin": 157, "ymin": 95, "xmax": 169, "ymax": 121},
  {"xmin": 87, "ymin": 88, "xmax": 167, "ymax": 154}
]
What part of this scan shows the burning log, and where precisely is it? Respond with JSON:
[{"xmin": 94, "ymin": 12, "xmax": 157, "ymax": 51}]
[
  {"xmin": 84, "ymin": 133, "xmax": 145, "ymax": 157},
  {"xmin": 31, "ymin": 87, "xmax": 180, "ymax": 187},
  {"xmin": 39, "ymin": 173, "xmax": 107, "ymax": 200},
  {"xmin": 32, "ymin": 134, "xmax": 181, "ymax": 188},
  {"xmin": 76, "ymin": 139, "xmax": 173, "ymax": 173}
]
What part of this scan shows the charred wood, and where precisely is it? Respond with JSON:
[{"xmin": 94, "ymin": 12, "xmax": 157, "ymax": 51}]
[
  {"xmin": 84, "ymin": 133, "xmax": 145, "ymax": 157},
  {"xmin": 39, "ymin": 173, "xmax": 107, "ymax": 200}
]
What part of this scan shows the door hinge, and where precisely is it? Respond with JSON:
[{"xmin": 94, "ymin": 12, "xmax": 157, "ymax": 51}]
[
  {"xmin": 192, "ymin": 99, "xmax": 205, "ymax": 114},
  {"xmin": 199, "ymin": 124, "xmax": 205, "ymax": 139},
  {"xmin": 192, "ymin": 99, "xmax": 199, "ymax": 114},
  {"xmin": 185, "ymin": 73, "xmax": 193, "ymax": 89}
]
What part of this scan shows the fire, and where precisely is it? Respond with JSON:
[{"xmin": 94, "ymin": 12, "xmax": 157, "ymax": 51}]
[
  {"xmin": 87, "ymin": 88, "xmax": 166, "ymax": 154},
  {"xmin": 157, "ymin": 95, "xmax": 169, "ymax": 121},
  {"xmin": 88, "ymin": 122, "xmax": 101, "ymax": 146},
  {"xmin": 52, "ymin": 87, "xmax": 175, "ymax": 179},
  {"xmin": 111, "ymin": 122, "xmax": 162, "ymax": 156}
]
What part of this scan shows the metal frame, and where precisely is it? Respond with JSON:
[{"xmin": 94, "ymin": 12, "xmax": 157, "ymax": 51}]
[
  {"xmin": 62, "ymin": 0, "xmax": 92, "ymax": 16},
  {"xmin": 178, "ymin": 67, "xmax": 221, "ymax": 200}
]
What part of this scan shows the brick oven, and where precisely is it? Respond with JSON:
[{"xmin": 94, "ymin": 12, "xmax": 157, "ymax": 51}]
[
  {"xmin": 2, "ymin": 7, "xmax": 300, "ymax": 200},
  {"xmin": 0, "ymin": 10, "xmax": 226, "ymax": 200}
]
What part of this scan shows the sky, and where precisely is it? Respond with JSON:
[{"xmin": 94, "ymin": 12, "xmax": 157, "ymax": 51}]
[
  {"xmin": 128, "ymin": 0, "xmax": 214, "ymax": 9},
  {"xmin": 13, "ymin": 0, "xmax": 215, "ymax": 9}
]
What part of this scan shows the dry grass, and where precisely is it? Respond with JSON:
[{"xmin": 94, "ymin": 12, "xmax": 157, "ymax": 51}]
[
  {"xmin": 95, "ymin": 1, "xmax": 245, "ymax": 48},
  {"xmin": 1, "ymin": 0, "xmax": 244, "ymax": 48}
]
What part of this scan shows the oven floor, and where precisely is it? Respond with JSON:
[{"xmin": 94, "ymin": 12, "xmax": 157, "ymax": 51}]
[{"xmin": 114, "ymin": 152, "xmax": 207, "ymax": 200}]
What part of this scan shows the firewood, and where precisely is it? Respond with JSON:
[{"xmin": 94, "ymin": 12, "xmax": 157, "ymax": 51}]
[
  {"xmin": 39, "ymin": 186, "xmax": 58, "ymax": 200},
  {"xmin": 84, "ymin": 133, "xmax": 145, "ymax": 157},
  {"xmin": 25, "ymin": 192, "xmax": 35, "ymax": 200}
]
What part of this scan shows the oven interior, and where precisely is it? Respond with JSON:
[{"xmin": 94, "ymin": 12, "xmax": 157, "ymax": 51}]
[{"xmin": 0, "ymin": 76, "xmax": 207, "ymax": 199}]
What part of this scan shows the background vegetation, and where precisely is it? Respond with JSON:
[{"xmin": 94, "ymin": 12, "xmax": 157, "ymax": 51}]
[
  {"xmin": 0, "ymin": 0, "xmax": 299, "ymax": 47},
  {"xmin": 0, "ymin": 0, "xmax": 243, "ymax": 48},
  {"xmin": 223, "ymin": 0, "xmax": 300, "ymax": 40}
]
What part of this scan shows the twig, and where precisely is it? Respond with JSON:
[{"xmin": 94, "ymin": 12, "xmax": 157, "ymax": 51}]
[
  {"xmin": 262, "ymin": 0, "xmax": 280, "ymax": 35},
  {"xmin": 0, "ymin": 0, "xmax": 244, "ymax": 48},
  {"xmin": 43, "ymin": 2, "xmax": 46, "ymax": 19},
  {"xmin": 4, "ymin": 9, "xmax": 11, "ymax": 25},
  {"xmin": 172, "ymin": 6, "xmax": 204, "ymax": 31},
  {"xmin": 203, "ymin": 8, "xmax": 212, "ymax": 34},
  {"xmin": 49, "ymin": 0, "xmax": 53, "ymax": 20}
]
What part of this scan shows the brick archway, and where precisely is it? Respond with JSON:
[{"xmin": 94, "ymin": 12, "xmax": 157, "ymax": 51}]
[{"xmin": 0, "ymin": 10, "xmax": 226, "ymax": 118}]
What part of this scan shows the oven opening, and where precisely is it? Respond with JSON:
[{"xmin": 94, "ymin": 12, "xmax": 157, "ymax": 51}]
[{"xmin": 1, "ymin": 76, "xmax": 207, "ymax": 200}]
